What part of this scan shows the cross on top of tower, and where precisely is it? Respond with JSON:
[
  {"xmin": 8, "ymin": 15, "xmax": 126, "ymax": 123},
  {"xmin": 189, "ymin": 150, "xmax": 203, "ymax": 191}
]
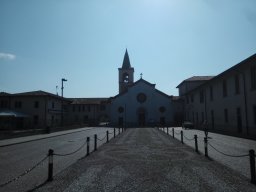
[{"xmin": 140, "ymin": 73, "xmax": 143, "ymax": 79}]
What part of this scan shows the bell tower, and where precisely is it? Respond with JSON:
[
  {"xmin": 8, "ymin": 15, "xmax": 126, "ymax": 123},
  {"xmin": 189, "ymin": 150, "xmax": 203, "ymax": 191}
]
[{"xmin": 119, "ymin": 49, "xmax": 134, "ymax": 93}]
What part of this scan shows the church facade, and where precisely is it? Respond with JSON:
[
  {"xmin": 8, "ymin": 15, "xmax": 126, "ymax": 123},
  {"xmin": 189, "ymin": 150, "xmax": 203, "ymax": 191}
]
[{"xmin": 109, "ymin": 50, "xmax": 178, "ymax": 127}]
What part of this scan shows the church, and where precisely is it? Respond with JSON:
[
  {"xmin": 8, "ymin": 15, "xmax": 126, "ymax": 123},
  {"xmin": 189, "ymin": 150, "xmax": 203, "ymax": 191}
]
[
  {"xmin": 0, "ymin": 49, "xmax": 182, "ymax": 130},
  {"xmin": 109, "ymin": 50, "xmax": 181, "ymax": 127}
]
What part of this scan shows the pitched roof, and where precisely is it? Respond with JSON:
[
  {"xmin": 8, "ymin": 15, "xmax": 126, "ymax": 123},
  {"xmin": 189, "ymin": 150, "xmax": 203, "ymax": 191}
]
[
  {"xmin": 122, "ymin": 49, "xmax": 131, "ymax": 69},
  {"xmin": 70, "ymin": 98, "xmax": 109, "ymax": 105},
  {"xmin": 184, "ymin": 76, "xmax": 214, "ymax": 81},
  {"xmin": 10, "ymin": 90, "xmax": 69, "ymax": 100},
  {"xmin": 0, "ymin": 92, "xmax": 11, "ymax": 96},
  {"xmin": 112, "ymin": 78, "xmax": 171, "ymax": 99},
  {"xmin": 176, "ymin": 76, "xmax": 214, "ymax": 88},
  {"xmin": 183, "ymin": 53, "xmax": 256, "ymax": 94},
  {"xmin": 13, "ymin": 90, "xmax": 58, "ymax": 97}
]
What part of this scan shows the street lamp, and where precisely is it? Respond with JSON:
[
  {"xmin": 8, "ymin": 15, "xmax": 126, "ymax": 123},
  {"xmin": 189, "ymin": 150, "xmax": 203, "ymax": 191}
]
[
  {"xmin": 61, "ymin": 78, "xmax": 67, "ymax": 126},
  {"xmin": 61, "ymin": 78, "xmax": 67, "ymax": 98}
]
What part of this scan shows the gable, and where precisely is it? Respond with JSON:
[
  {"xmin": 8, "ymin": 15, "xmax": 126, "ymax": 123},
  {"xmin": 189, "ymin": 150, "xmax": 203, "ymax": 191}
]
[{"xmin": 112, "ymin": 79, "xmax": 170, "ymax": 102}]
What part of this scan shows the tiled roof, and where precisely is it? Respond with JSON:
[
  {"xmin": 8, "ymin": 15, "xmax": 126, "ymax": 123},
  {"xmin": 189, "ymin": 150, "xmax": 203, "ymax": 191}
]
[
  {"xmin": 180, "ymin": 53, "xmax": 256, "ymax": 94},
  {"xmin": 0, "ymin": 92, "xmax": 11, "ymax": 96},
  {"xmin": 10, "ymin": 90, "xmax": 69, "ymax": 100},
  {"xmin": 70, "ymin": 98, "xmax": 109, "ymax": 105},
  {"xmin": 170, "ymin": 96, "xmax": 181, "ymax": 101},
  {"xmin": 184, "ymin": 76, "xmax": 215, "ymax": 81},
  {"xmin": 176, "ymin": 76, "xmax": 214, "ymax": 88}
]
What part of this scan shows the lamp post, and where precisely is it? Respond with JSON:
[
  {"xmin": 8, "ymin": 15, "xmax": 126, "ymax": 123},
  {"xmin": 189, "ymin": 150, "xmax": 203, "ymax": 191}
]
[{"xmin": 61, "ymin": 78, "xmax": 67, "ymax": 126}]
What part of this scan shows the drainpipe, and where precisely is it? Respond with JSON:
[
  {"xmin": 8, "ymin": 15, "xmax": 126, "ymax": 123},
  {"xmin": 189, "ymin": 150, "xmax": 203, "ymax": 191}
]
[{"xmin": 242, "ymin": 72, "xmax": 249, "ymax": 135}]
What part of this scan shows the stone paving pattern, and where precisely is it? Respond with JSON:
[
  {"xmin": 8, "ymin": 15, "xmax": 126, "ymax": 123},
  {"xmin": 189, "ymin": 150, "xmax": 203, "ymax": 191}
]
[
  {"xmin": 35, "ymin": 128, "xmax": 256, "ymax": 192},
  {"xmin": 162, "ymin": 127, "xmax": 256, "ymax": 179}
]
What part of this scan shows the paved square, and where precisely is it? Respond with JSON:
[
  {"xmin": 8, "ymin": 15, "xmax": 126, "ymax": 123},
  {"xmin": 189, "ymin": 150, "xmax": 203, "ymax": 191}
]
[{"xmin": 35, "ymin": 128, "xmax": 256, "ymax": 192}]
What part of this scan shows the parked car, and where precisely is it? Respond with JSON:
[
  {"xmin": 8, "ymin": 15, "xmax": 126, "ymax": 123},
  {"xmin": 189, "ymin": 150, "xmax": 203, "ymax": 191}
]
[{"xmin": 182, "ymin": 121, "xmax": 194, "ymax": 129}]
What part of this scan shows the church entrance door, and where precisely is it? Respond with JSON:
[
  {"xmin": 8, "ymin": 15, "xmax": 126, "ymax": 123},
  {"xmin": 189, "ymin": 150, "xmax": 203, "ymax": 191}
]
[{"xmin": 137, "ymin": 107, "xmax": 146, "ymax": 127}]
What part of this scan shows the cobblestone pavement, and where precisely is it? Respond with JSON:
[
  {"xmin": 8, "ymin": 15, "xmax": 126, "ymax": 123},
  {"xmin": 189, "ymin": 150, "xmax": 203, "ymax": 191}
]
[
  {"xmin": 35, "ymin": 128, "xmax": 256, "ymax": 192},
  {"xmin": 161, "ymin": 127, "xmax": 256, "ymax": 179}
]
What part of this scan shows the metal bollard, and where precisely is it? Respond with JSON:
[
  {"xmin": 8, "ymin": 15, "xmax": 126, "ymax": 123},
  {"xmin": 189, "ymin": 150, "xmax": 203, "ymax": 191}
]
[
  {"xmin": 94, "ymin": 134, "xmax": 97, "ymax": 151},
  {"xmin": 194, "ymin": 135, "xmax": 198, "ymax": 153},
  {"xmin": 107, "ymin": 131, "xmax": 109, "ymax": 143},
  {"xmin": 47, "ymin": 149, "xmax": 54, "ymax": 181},
  {"xmin": 114, "ymin": 128, "xmax": 116, "ymax": 138},
  {"xmin": 204, "ymin": 137, "xmax": 208, "ymax": 157},
  {"xmin": 181, "ymin": 130, "xmax": 183, "ymax": 144},
  {"xmin": 249, "ymin": 149, "xmax": 256, "ymax": 184},
  {"xmin": 172, "ymin": 128, "xmax": 174, "ymax": 138},
  {"xmin": 167, "ymin": 127, "xmax": 169, "ymax": 135},
  {"xmin": 119, "ymin": 128, "xmax": 120, "ymax": 135},
  {"xmin": 86, "ymin": 137, "xmax": 90, "ymax": 156}
]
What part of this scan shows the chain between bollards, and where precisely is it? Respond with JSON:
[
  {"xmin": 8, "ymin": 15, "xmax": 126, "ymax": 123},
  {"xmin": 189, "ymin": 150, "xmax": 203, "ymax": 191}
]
[
  {"xmin": 107, "ymin": 131, "xmax": 109, "ymax": 143},
  {"xmin": 204, "ymin": 137, "xmax": 208, "ymax": 157},
  {"xmin": 86, "ymin": 137, "xmax": 90, "ymax": 156},
  {"xmin": 47, "ymin": 149, "xmax": 54, "ymax": 182},
  {"xmin": 194, "ymin": 135, "xmax": 198, "ymax": 153},
  {"xmin": 249, "ymin": 149, "xmax": 256, "ymax": 184}
]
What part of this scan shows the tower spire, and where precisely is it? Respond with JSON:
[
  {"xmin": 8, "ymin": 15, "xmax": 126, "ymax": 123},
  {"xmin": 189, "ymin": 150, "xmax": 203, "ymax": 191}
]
[
  {"xmin": 118, "ymin": 49, "xmax": 134, "ymax": 93},
  {"xmin": 122, "ymin": 49, "xmax": 131, "ymax": 69}
]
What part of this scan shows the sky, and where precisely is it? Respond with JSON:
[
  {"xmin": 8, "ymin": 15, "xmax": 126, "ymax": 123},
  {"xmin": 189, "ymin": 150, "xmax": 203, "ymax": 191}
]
[{"xmin": 1, "ymin": 0, "xmax": 256, "ymax": 98}]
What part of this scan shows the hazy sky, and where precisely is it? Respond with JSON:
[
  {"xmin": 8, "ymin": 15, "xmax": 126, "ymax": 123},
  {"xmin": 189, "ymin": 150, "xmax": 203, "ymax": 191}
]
[{"xmin": 1, "ymin": 0, "xmax": 256, "ymax": 98}]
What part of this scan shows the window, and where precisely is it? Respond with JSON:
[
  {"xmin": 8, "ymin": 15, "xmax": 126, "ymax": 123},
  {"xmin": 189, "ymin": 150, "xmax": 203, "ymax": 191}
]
[
  {"xmin": 251, "ymin": 66, "xmax": 256, "ymax": 90},
  {"xmin": 51, "ymin": 116, "xmax": 54, "ymax": 124},
  {"xmin": 100, "ymin": 105, "xmax": 106, "ymax": 111},
  {"xmin": 191, "ymin": 94, "xmax": 194, "ymax": 103},
  {"xmin": 235, "ymin": 75, "xmax": 240, "ymax": 94},
  {"xmin": 210, "ymin": 86, "xmax": 213, "ymax": 101},
  {"xmin": 34, "ymin": 101, "xmax": 39, "ymax": 108},
  {"xmin": 123, "ymin": 73, "xmax": 129, "ymax": 83},
  {"xmin": 186, "ymin": 96, "xmax": 189, "ymax": 104},
  {"xmin": 200, "ymin": 91, "xmax": 204, "ymax": 103},
  {"xmin": 192, "ymin": 112, "xmax": 195, "ymax": 122},
  {"xmin": 224, "ymin": 108, "xmax": 228, "ymax": 123},
  {"xmin": 201, "ymin": 112, "xmax": 204, "ymax": 122},
  {"xmin": 118, "ymin": 106, "xmax": 124, "ymax": 113},
  {"xmin": 211, "ymin": 110, "xmax": 214, "ymax": 129},
  {"xmin": 0, "ymin": 100, "xmax": 8, "ymax": 108},
  {"xmin": 78, "ymin": 105, "xmax": 81, "ymax": 112},
  {"xmin": 72, "ymin": 105, "xmax": 75, "ymax": 112},
  {"xmin": 137, "ymin": 93, "xmax": 147, "ymax": 103},
  {"xmin": 196, "ymin": 112, "xmax": 199, "ymax": 123},
  {"xmin": 34, "ymin": 115, "xmax": 39, "ymax": 125},
  {"xmin": 88, "ymin": 105, "xmax": 91, "ymax": 112},
  {"xmin": 223, "ymin": 79, "xmax": 227, "ymax": 97},
  {"xmin": 14, "ymin": 101, "xmax": 22, "ymax": 108},
  {"xmin": 159, "ymin": 106, "xmax": 166, "ymax": 113},
  {"xmin": 52, "ymin": 102, "xmax": 55, "ymax": 109},
  {"xmin": 82, "ymin": 105, "xmax": 85, "ymax": 111},
  {"xmin": 253, "ymin": 105, "xmax": 256, "ymax": 125}
]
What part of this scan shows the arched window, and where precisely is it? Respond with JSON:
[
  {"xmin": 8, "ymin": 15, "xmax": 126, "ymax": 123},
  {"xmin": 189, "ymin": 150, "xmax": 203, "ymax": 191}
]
[
  {"xmin": 123, "ymin": 73, "xmax": 129, "ymax": 83},
  {"xmin": 118, "ymin": 106, "xmax": 124, "ymax": 113}
]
